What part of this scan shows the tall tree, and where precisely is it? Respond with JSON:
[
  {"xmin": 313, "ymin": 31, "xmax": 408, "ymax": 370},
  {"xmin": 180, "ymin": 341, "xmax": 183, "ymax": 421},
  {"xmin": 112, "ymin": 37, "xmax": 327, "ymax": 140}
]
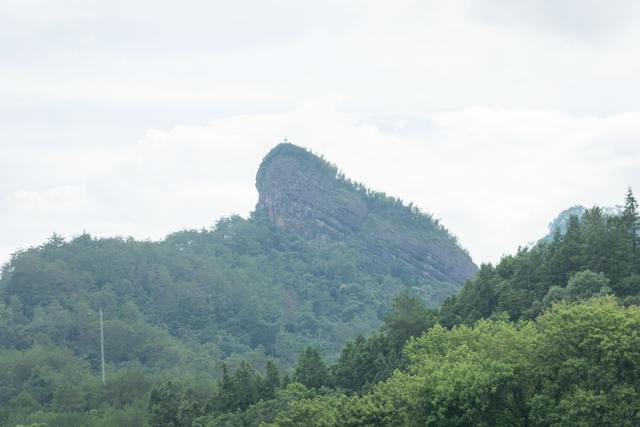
[
  {"xmin": 294, "ymin": 347, "xmax": 329, "ymax": 389},
  {"xmin": 261, "ymin": 359, "xmax": 281, "ymax": 400},
  {"xmin": 623, "ymin": 187, "xmax": 639, "ymax": 243},
  {"xmin": 383, "ymin": 289, "xmax": 435, "ymax": 350},
  {"xmin": 148, "ymin": 381, "xmax": 182, "ymax": 427},
  {"xmin": 232, "ymin": 361, "xmax": 258, "ymax": 410}
]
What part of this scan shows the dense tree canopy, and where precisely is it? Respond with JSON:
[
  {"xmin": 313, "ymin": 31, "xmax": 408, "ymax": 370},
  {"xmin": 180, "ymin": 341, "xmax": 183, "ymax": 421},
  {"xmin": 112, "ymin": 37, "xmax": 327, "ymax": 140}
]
[
  {"xmin": 0, "ymin": 214, "xmax": 455, "ymax": 425},
  {"xmin": 0, "ymin": 212, "xmax": 457, "ymax": 375},
  {"xmin": 264, "ymin": 298, "xmax": 640, "ymax": 427},
  {"xmin": 3, "ymin": 190, "xmax": 640, "ymax": 425},
  {"xmin": 440, "ymin": 192, "xmax": 640, "ymax": 326}
]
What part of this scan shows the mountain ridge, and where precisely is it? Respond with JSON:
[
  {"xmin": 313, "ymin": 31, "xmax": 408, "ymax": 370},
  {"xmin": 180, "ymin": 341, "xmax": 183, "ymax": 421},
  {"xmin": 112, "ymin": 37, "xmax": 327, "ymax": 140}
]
[
  {"xmin": 254, "ymin": 143, "xmax": 477, "ymax": 284},
  {"xmin": 0, "ymin": 142, "xmax": 478, "ymax": 383}
]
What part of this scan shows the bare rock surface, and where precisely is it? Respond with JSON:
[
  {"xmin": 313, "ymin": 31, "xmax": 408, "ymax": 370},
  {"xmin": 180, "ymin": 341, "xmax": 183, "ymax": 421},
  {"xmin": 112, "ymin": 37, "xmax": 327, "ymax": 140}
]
[{"xmin": 255, "ymin": 143, "xmax": 478, "ymax": 285}]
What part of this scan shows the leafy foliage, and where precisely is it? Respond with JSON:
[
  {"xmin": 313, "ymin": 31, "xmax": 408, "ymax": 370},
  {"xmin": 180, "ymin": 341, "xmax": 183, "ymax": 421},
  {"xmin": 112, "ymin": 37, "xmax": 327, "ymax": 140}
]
[
  {"xmin": 293, "ymin": 347, "xmax": 330, "ymax": 390},
  {"xmin": 0, "ymin": 214, "xmax": 452, "ymax": 379},
  {"xmin": 0, "ymin": 145, "xmax": 468, "ymax": 425},
  {"xmin": 264, "ymin": 298, "xmax": 640, "ymax": 427},
  {"xmin": 0, "ymin": 345, "xmax": 153, "ymax": 426},
  {"xmin": 4, "ymin": 183, "xmax": 640, "ymax": 425},
  {"xmin": 441, "ymin": 191, "xmax": 640, "ymax": 325}
]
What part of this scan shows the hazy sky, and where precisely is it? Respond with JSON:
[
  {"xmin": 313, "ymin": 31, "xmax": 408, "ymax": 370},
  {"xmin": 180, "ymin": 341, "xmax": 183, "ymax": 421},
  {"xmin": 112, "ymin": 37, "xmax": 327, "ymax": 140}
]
[{"xmin": 2, "ymin": 0, "xmax": 640, "ymax": 266}]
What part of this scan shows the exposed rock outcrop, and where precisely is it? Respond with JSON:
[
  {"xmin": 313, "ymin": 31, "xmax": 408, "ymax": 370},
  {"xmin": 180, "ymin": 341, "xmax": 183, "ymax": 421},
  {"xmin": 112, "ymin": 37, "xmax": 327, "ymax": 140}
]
[{"xmin": 255, "ymin": 143, "xmax": 477, "ymax": 285}]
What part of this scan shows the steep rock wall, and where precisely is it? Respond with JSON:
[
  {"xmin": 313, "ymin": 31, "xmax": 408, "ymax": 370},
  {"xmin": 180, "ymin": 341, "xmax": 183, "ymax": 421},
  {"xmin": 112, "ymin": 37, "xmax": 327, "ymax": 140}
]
[{"xmin": 255, "ymin": 143, "xmax": 478, "ymax": 285}]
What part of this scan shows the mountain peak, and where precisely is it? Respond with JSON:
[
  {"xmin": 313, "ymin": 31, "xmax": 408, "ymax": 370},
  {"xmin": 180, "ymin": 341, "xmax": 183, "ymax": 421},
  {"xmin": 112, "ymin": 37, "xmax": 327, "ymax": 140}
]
[
  {"xmin": 255, "ymin": 143, "xmax": 477, "ymax": 285},
  {"xmin": 255, "ymin": 143, "xmax": 366, "ymax": 238}
]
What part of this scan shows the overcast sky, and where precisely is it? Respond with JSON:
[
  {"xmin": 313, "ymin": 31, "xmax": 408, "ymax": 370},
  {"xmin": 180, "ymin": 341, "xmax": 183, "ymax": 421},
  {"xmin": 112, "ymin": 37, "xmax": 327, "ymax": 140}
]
[{"xmin": 2, "ymin": 0, "xmax": 640, "ymax": 266}]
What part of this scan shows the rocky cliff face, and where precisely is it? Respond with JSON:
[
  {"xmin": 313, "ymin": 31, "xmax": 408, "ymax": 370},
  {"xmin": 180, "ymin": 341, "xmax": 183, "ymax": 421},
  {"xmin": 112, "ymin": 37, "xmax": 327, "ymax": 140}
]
[{"xmin": 255, "ymin": 143, "xmax": 478, "ymax": 285}]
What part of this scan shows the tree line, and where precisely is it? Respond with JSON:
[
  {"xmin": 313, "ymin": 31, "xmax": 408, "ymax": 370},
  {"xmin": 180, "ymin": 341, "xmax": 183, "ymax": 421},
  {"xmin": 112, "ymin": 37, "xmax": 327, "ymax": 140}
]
[
  {"xmin": 146, "ymin": 189, "xmax": 640, "ymax": 426},
  {"xmin": 4, "ymin": 189, "xmax": 640, "ymax": 426}
]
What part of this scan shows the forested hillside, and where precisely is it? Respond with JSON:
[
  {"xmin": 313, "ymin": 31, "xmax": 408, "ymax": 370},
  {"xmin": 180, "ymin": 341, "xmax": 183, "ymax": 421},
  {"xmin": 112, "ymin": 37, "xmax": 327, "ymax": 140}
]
[
  {"xmin": 258, "ymin": 297, "xmax": 640, "ymax": 427},
  {"xmin": 6, "ymin": 187, "xmax": 640, "ymax": 425},
  {"xmin": 0, "ymin": 145, "xmax": 474, "ymax": 426},
  {"xmin": 3, "ymin": 146, "xmax": 638, "ymax": 426},
  {"xmin": 139, "ymin": 190, "xmax": 640, "ymax": 427},
  {"xmin": 439, "ymin": 189, "xmax": 640, "ymax": 326}
]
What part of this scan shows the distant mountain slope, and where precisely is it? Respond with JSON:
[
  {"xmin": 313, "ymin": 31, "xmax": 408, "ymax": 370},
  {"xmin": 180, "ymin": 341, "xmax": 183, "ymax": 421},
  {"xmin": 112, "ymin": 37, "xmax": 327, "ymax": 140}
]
[
  {"xmin": 542, "ymin": 204, "xmax": 622, "ymax": 242},
  {"xmin": 0, "ymin": 143, "xmax": 476, "ymax": 377},
  {"xmin": 543, "ymin": 205, "xmax": 587, "ymax": 240}
]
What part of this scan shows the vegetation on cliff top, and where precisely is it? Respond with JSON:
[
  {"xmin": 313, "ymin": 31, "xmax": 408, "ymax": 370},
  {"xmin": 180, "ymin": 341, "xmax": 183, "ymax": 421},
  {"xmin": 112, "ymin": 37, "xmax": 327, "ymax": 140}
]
[{"xmin": 257, "ymin": 143, "xmax": 464, "ymax": 249}]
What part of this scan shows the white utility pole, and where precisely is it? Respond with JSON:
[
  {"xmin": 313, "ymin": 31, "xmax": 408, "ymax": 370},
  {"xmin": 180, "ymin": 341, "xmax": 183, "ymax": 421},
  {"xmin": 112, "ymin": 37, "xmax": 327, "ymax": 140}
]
[{"xmin": 100, "ymin": 307, "xmax": 106, "ymax": 384}]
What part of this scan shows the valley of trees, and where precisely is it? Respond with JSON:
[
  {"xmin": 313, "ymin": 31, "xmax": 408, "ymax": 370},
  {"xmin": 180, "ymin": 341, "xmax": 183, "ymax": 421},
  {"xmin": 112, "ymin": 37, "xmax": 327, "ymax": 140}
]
[{"xmin": 2, "ymin": 189, "xmax": 640, "ymax": 426}]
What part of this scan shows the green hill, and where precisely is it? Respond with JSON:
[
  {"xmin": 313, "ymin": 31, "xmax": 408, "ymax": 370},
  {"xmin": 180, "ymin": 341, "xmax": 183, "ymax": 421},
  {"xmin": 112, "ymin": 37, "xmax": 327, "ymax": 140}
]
[{"xmin": 0, "ymin": 144, "xmax": 477, "ymax": 426}]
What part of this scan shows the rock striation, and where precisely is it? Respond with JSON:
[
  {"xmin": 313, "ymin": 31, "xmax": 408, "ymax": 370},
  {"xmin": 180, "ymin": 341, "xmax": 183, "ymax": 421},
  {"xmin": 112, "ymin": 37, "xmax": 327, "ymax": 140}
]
[{"xmin": 255, "ymin": 143, "xmax": 478, "ymax": 285}]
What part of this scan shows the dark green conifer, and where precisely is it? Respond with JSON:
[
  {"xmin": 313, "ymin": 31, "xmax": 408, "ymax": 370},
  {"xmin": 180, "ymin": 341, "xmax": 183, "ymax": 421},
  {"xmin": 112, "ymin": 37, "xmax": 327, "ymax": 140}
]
[{"xmin": 294, "ymin": 347, "xmax": 329, "ymax": 389}]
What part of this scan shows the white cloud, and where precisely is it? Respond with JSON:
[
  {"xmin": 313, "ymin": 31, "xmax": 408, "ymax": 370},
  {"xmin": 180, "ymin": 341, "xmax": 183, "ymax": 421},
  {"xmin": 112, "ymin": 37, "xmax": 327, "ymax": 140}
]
[
  {"xmin": 3, "ymin": 101, "xmax": 640, "ymax": 266},
  {"xmin": 2, "ymin": 1, "xmax": 640, "ymax": 266},
  {"xmin": 466, "ymin": 0, "xmax": 639, "ymax": 39}
]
